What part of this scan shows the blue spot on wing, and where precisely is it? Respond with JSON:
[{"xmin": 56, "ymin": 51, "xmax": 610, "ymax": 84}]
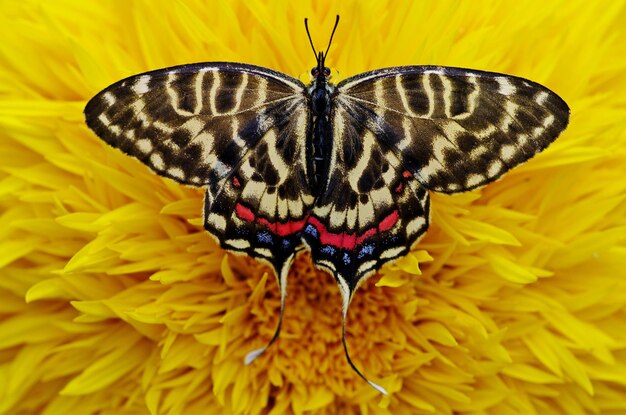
[
  {"xmin": 321, "ymin": 245, "xmax": 335, "ymax": 255},
  {"xmin": 358, "ymin": 244, "xmax": 375, "ymax": 259},
  {"xmin": 257, "ymin": 231, "xmax": 273, "ymax": 244},
  {"xmin": 305, "ymin": 224, "xmax": 318, "ymax": 237}
]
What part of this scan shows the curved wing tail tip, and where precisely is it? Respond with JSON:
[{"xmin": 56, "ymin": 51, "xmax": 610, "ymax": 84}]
[
  {"xmin": 368, "ymin": 380, "xmax": 389, "ymax": 395},
  {"xmin": 244, "ymin": 347, "xmax": 267, "ymax": 365}
]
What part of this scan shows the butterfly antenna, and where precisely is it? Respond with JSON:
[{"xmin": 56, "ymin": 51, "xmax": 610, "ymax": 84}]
[
  {"xmin": 324, "ymin": 15, "xmax": 340, "ymax": 59},
  {"xmin": 304, "ymin": 18, "xmax": 318, "ymax": 60}
]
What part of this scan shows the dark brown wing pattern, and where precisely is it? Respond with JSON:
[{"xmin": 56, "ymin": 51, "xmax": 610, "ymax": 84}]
[{"xmin": 337, "ymin": 66, "xmax": 570, "ymax": 193}]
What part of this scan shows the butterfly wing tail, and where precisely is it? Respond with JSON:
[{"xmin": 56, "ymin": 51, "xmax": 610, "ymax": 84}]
[
  {"xmin": 244, "ymin": 259, "xmax": 290, "ymax": 365},
  {"xmin": 341, "ymin": 304, "xmax": 389, "ymax": 395}
]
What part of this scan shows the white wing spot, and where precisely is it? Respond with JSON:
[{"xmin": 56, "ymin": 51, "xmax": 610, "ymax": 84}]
[
  {"xmin": 380, "ymin": 246, "xmax": 405, "ymax": 260},
  {"xmin": 423, "ymin": 73, "xmax": 436, "ymax": 118},
  {"xmin": 133, "ymin": 75, "xmax": 151, "ymax": 94},
  {"xmin": 396, "ymin": 76, "xmax": 417, "ymax": 117},
  {"xmin": 517, "ymin": 133, "xmax": 531, "ymax": 149},
  {"xmin": 432, "ymin": 134, "xmax": 457, "ymax": 164},
  {"xmin": 500, "ymin": 145, "xmax": 516, "ymax": 161},
  {"xmin": 397, "ymin": 118, "xmax": 413, "ymax": 151},
  {"xmin": 232, "ymin": 72, "xmax": 249, "ymax": 114},
  {"xmin": 357, "ymin": 260, "xmax": 377, "ymax": 276},
  {"xmin": 226, "ymin": 239, "xmax": 251, "ymax": 250},
  {"xmin": 254, "ymin": 247, "xmax": 273, "ymax": 258},
  {"xmin": 440, "ymin": 120, "xmax": 466, "ymax": 140},
  {"xmin": 194, "ymin": 70, "xmax": 206, "ymax": 114},
  {"xmin": 214, "ymin": 160, "xmax": 230, "ymax": 178},
  {"xmin": 167, "ymin": 167, "xmax": 185, "ymax": 180},
  {"xmin": 440, "ymin": 75, "xmax": 453, "ymax": 118},
  {"xmin": 182, "ymin": 118, "xmax": 205, "ymax": 137},
  {"xmin": 98, "ymin": 113, "xmax": 110, "ymax": 126},
  {"xmin": 330, "ymin": 205, "xmax": 348, "ymax": 229},
  {"xmin": 206, "ymin": 213, "xmax": 226, "ymax": 232},
  {"xmin": 209, "ymin": 71, "xmax": 222, "ymax": 115},
  {"xmin": 103, "ymin": 92, "xmax": 116, "ymax": 106},
  {"xmin": 374, "ymin": 80, "xmax": 387, "ymax": 109},
  {"xmin": 474, "ymin": 124, "xmax": 497, "ymax": 139},
  {"xmin": 406, "ymin": 216, "xmax": 426, "ymax": 235},
  {"xmin": 535, "ymin": 91, "xmax": 549, "ymax": 105},
  {"xmin": 500, "ymin": 117, "xmax": 513, "ymax": 133},
  {"xmin": 150, "ymin": 153, "xmax": 165, "ymax": 170},
  {"xmin": 487, "ymin": 160, "xmax": 503, "ymax": 178},
  {"xmin": 136, "ymin": 139, "xmax": 153, "ymax": 154},
  {"xmin": 542, "ymin": 114, "xmax": 555, "ymax": 127},
  {"xmin": 466, "ymin": 174, "xmax": 484, "ymax": 187},
  {"xmin": 497, "ymin": 77, "xmax": 517, "ymax": 96},
  {"xmin": 452, "ymin": 75, "xmax": 479, "ymax": 120}
]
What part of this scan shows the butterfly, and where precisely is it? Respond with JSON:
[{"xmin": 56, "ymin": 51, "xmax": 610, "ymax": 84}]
[{"xmin": 84, "ymin": 16, "xmax": 570, "ymax": 394}]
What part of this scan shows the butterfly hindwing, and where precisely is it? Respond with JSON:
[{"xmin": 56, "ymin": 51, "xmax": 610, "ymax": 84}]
[
  {"xmin": 337, "ymin": 66, "xmax": 570, "ymax": 193},
  {"xmin": 303, "ymin": 101, "xmax": 430, "ymax": 306},
  {"xmin": 204, "ymin": 105, "xmax": 314, "ymax": 274}
]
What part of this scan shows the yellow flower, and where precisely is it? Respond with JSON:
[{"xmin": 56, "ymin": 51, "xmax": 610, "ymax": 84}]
[{"xmin": 1, "ymin": 0, "xmax": 626, "ymax": 414}]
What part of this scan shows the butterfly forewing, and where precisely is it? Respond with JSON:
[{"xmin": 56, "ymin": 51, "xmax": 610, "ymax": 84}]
[
  {"xmin": 337, "ymin": 66, "xmax": 570, "ymax": 193},
  {"xmin": 85, "ymin": 63, "xmax": 306, "ymax": 187}
]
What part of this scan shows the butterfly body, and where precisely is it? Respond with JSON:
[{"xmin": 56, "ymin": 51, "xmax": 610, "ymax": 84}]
[
  {"xmin": 307, "ymin": 51, "xmax": 336, "ymax": 190},
  {"xmin": 84, "ymin": 19, "xmax": 569, "ymax": 393}
]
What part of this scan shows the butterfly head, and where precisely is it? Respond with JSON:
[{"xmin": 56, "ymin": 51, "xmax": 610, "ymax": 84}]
[
  {"xmin": 305, "ymin": 16, "xmax": 339, "ymax": 82},
  {"xmin": 311, "ymin": 53, "xmax": 331, "ymax": 79}
]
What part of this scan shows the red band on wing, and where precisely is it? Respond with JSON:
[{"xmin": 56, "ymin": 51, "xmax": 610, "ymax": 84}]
[
  {"xmin": 308, "ymin": 210, "xmax": 400, "ymax": 250},
  {"xmin": 235, "ymin": 203, "xmax": 255, "ymax": 222},
  {"xmin": 235, "ymin": 203, "xmax": 306, "ymax": 236}
]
